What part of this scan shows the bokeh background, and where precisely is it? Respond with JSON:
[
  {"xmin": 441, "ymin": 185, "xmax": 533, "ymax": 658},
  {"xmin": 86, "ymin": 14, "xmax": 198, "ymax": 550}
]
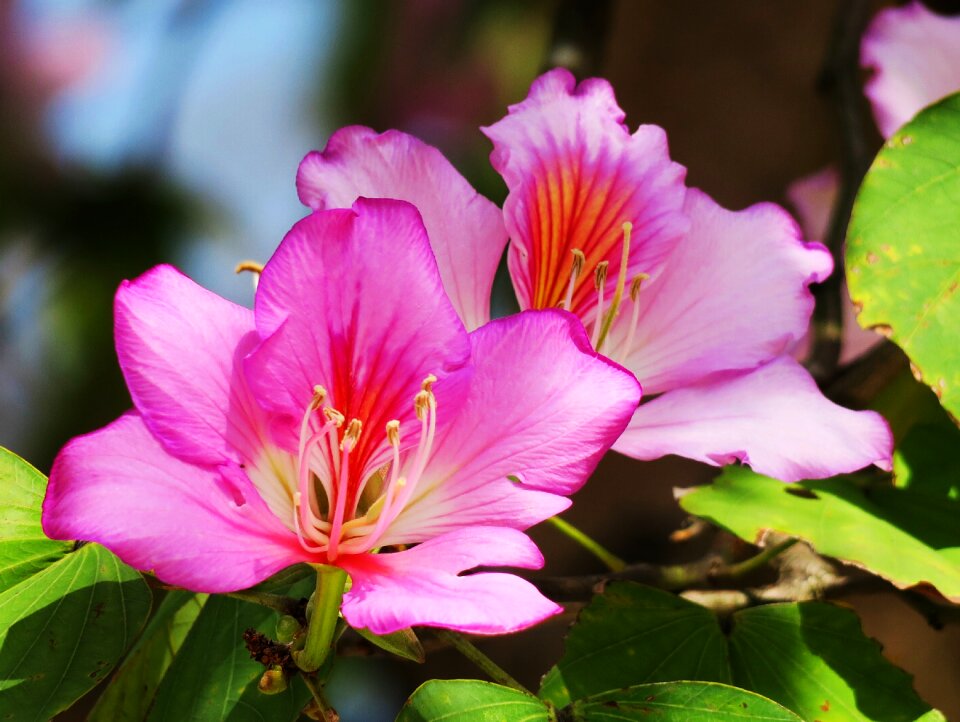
[{"xmin": 1, "ymin": 1, "xmax": 958, "ymax": 719}]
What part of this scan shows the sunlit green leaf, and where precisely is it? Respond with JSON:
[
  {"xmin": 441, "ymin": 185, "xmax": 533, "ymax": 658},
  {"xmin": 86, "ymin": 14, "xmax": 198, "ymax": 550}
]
[
  {"xmin": 570, "ymin": 681, "xmax": 802, "ymax": 721},
  {"xmin": 0, "ymin": 447, "xmax": 71, "ymax": 594},
  {"xmin": 540, "ymin": 583, "xmax": 729, "ymax": 707},
  {"xmin": 88, "ymin": 591, "xmax": 206, "ymax": 722},
  {"xmin": 0, "ymin": 543, "xmax": 152, "ymax": 721},
  {"xmin": 681, "ymin": 467, "xmax": 960, "ymax": 601},
  {"xmin": 847, "ymin": 91, "xmax": 960, "ymax": 419},
  {"xmin": 397, "ymin": 679, "xmax": 550, "ymax": 722}
]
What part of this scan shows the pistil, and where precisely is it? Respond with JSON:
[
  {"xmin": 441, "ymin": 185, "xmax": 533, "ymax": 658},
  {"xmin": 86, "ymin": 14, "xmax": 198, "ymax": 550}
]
[{"xmin": 594, "ymin": 222, "xmax": 632, "ymax": 352}]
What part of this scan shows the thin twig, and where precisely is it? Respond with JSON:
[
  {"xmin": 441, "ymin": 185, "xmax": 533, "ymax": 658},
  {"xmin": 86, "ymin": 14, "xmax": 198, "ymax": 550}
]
[
  {"xmin": 433, "ymin": 630, "xmax": 530, "ymax": 693},
  {"xmin": 807, "ymin": 0, "xmax": 874, "ymax": 381},
  {"xmin": 547, "ymin": 516, "xmax": 626, "ymax": 572}
]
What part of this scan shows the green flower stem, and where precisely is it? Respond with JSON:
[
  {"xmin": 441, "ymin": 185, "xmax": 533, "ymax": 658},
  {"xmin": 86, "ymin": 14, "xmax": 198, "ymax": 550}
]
[
  {"xmin": 301, "ymin": 672, "xmax": 336, "ymax": 720},
  {"xmin": 294, "ymin": 565, "xmax": 347, "ymax": 673},
  {"xmin": 434, "ymin": 630, "xmax": 529, "ymax": 693},
  {"xmin": 547, "ymin": 516, "xmax": 626, "ymax": 572}
]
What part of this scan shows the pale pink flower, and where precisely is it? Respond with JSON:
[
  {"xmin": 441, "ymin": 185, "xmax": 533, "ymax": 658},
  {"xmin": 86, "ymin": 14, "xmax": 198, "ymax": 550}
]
[
  {"xmin": 299, "ymin": 69, "xmax": 892, "ymax": 483},
  {"xmin": 43, "ymin": 198, "xmax": 640, "ymax": 634},
  {"xmin": 862, "ymin": 1, "xmax": 960, "ymax": 139}
]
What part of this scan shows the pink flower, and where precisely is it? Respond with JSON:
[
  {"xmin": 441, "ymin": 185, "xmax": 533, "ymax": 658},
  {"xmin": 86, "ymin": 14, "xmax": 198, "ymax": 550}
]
[
  {"xmin": 862, "ymin": 1, "xmax": 960, "ymax": 139},
  {"xmin": 298, "ymin": 69, "xmax": 892, "ymax": 483},
  {"xmin": 42, "ymin": 198, "xmax": 640, "ymax": 635}
]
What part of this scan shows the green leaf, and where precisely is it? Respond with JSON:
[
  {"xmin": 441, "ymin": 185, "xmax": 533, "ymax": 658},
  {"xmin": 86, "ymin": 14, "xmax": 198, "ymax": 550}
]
[
  {"xmin": 680, "ymin": 466, "xmax": 960, "ymax": 601},
  {"xmin": 0, "ymin": 447, "xmax": 71, "ymax": 594},
  {"xmin": 397, "ymin": 680, "xmax": 550, "ymax": 722},
  {"xmin": 353, "ymin": 625, "xmax": 425, "ymax": 663},
  {"xmin": 540, "ymin": 584, "xmax": 730, "ymax": 707},
  {"xmin": 541, "ymin": 583, "xmax": 943, "ymax": 721},
  {"xmin": 147, "ymin": 582, "xmax": 313, "ymax": 722},
  {"xmin": 847, "ymin": 91, "xmax": 960, "ymax": 419},
  {"xmin": 88, "ymin": 591, "xmax": 206, "ymax": 722},
  {"xmin": 0, "ymin": 543, "xmax": 152, "ymax": 721},
  {"xmin": 570, "ymin": 681, "xmax": 803, "ymax": 721},
  {"xmin": 728, "ymin": 603, "xmax": 946, "ymax": 722}
]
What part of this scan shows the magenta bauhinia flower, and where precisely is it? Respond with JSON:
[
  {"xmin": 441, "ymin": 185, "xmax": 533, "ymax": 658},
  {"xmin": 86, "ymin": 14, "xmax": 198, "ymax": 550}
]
[
  {"xmin": 297, "ymin": 69, "xmax": 892, "ymax": 483},
  {"xmin": 42, "ymin": 197, "xmax": 640, "ymax": 634}
]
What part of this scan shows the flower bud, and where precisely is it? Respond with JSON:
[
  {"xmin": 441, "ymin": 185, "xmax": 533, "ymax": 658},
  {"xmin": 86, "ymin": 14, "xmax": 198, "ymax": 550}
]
[
  {"xmin": 276, "ymin": 614, "xmax": 302, "ymax": 644},
  {"xmin": 258, "ymin": 666, "xmax": 288, "ymax": 695}
]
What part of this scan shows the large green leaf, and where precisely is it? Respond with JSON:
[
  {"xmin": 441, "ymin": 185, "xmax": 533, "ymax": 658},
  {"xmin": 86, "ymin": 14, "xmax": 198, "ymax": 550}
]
[
  {"xmin": 728, "ymin": 604, "xmax": 945, "ymax": 722},
  {"xmin": 88, "ymin": 591, "xmax": 206, "ymax": 722},
  {"xmin": 0, "ymin": 543, "xmax": 152, "ymax": 721},
  {"xmin": 540, "ymin": 583, "xmax": 941, "ymax": 721},
  {"xmin": 147, "ymin": 586, "xmax": 312, "ymax": 722},
  {"xmin": 680, "ymin": 467, "xmax": 960, "ymax": 601},
  {"xmin": 570, "ymin": 681, "xmax": 802, "ymax": 721},
  {"xmin": 540, "ymin": 584, "xmax": 730, "ymax": 707},
  {"xmin": 0, "ymin": 447, "xmax": 71, "ymax": 594},
  {"xmin": 847, "ymin": 91, "xmax": 960, "ymax": 419},
  {"xmin": 397, "ymin": 680, "xmax": 551, "ymax": 722}
]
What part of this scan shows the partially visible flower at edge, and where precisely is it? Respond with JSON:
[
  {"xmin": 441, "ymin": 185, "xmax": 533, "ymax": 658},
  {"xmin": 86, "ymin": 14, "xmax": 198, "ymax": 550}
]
[
  {"xmin": 42, "ymin": 197, "xmax": 641, "ymax": 635},
  {"xmin": 788, "ymin": 1, "xmax": 960, "ymax": 363},
  {"xmin": 861, "ymin": 0, "xmax": 960, "ymax": 139},
  {"xmin": 298, "ymin": 69, "xmax": 893, "ymax": 484}
]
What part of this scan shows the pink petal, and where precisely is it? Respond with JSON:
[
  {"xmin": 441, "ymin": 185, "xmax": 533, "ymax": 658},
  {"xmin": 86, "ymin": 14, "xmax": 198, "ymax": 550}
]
[
  {"xmin": 383, "ymin": 310, "xmax": 639, "ymax": 544},
  {"xmin": 482, "ymin": 68, "xmax": 688, "ymax": 317},
  {"xmin": 618, "ymin": 189, "xmax": 832, "ymax": 395},
  {"xmin": 614, "ymin": 356, "xmax": 893, "ymax": 482},
  {"xmin": 42, "ymin": 414, "xmax": 309, "ymax": 592},
  {"xmin": 862, "ymin": 2, "xmax": 960, "ymax": 138},
  {"xmin": 338, "ymin": 527, "xmax": 560, "ymax": 635},
  {"xmin": 297, "ymin": 127, "xmax": 507, "ymax": 331},
  {"xmin": 786, "ymin": 168, "xmax": 883, "ymax": 365},
  {"xmin": 247, "ymin": 198, "xmax": 471, "ymax": 475},
  {"xmin": 114, "ymin": 264, "xmax": 267, "ymax": 467}
]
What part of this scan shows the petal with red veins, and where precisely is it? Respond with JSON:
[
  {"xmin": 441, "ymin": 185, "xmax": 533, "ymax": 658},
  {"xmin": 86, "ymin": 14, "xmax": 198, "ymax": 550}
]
[
  {"xmin": 247, "ymin": 198, "xmax": 472, "ymax": 476},
  {"xmin": 338, "ymin": 527, "xmax": 560, "ymax": 635},
  {"xmin": 617, "ymin": 189, "xmax": 832, "ymax": 395},
  {"xmin": 614, "ymin": 356, "xmax": 893, "ymax": 482},
  {"xmin": 382, "ymin": 310, "xmax": 639, "ymax": 545},
  {"xmin": 42, "ymin": 413, "xmax": 309, "ymax": 592},
  {"xmin": 297, "ymin": 127, "xmax": 507, "ymax": 331},
  {"xmin": 483, "ymin": 68, "xmax": 688, "ymax": 318}
]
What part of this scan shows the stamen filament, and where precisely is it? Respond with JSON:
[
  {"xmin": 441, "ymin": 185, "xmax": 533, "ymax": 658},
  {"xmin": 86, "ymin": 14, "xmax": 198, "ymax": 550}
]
[
  {"xmin": 617, "ymin": 273, "xmax": 648, "ymax": 362},
  {"xmin": 562, "ymin": 249, "xmax": 586, "ymax": 311},
  {"xmin": 326, "ymin": 444, "xmax": 351, "ymax": 561},
  {"xmin": 590, "ymin": 261, "xmax": 610, "ymax": 348},
  {"xmin": 595, "ymin": 222, "xmax": 632, "ymax": 352}
]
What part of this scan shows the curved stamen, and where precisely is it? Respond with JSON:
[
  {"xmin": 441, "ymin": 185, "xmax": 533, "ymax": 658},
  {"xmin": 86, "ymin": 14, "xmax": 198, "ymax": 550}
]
[
  {"xmin": 616, "ymin": 273, "xmax": 649, "ymax": 364},
  {"xmin": 590, "ymin": 261, "xmax": 610, "ymax": 348},
  {"xmin": 562, "ymin": 249, "xmax": 586, "ymax": 311}
]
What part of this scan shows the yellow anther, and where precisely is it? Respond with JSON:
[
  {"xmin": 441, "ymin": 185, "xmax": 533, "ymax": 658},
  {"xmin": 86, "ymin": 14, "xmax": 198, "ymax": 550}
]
[
  {"xmin": 630, "ymin": 273, "xmax": 650, "ymax": 301},
  {"xmin": 421, "ymin": 374, "xmax": 438, "ymax": 393},
  {"xmin": 341, "ymin": 418, "xmax": 363, "ymax": 451},
  {"xmin": 414, "ymin": 390, "xmax": 434, "ymax": 421},
  {"xmin": 594, "ymin": 261, "xmax": 610, "ymax": 290},
  {"xmin": 396, "ymin": 477, "xmax": 407, "ymax": 489},
  {"xmin": 310, "ymin": 385, "xmax": 327, "ymax": 409},
  {"xmin": 386, "ymin": 420, "xmax": 401, "ymax": 447},
  {"xmin": 570, "ymin": 249, "xmax": 586, "ymax": 280},
  {"xmin": 234, "ymin": 260, "xmax": 264, "ymax": 275},
  {"xmin": 324, "ymin": 408, "xmax": 345, "ymax": 427}
]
